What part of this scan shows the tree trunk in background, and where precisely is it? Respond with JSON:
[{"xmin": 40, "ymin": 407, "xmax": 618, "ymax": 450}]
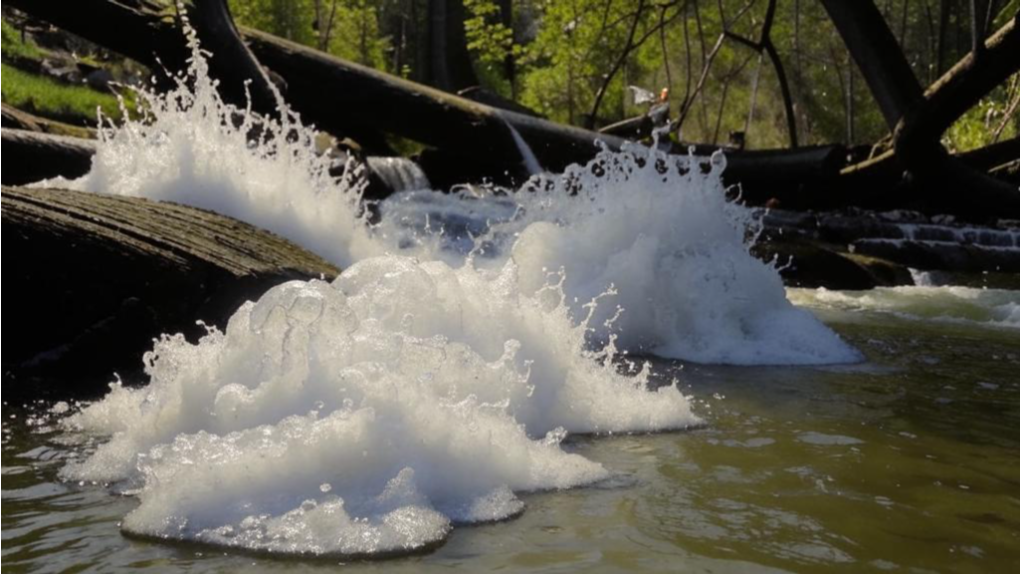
[
  {"xmin": 936, "ymin": 0, "xmax": 951, "ymax": 74},
  {"xmin": 427, "ymin": 0, "xmax": 478, "ymax": 91},
  {"xmin": 498, "ymin": 0, "xmax": 516, "ymax": 98}
]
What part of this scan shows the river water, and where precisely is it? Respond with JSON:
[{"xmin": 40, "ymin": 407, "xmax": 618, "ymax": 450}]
[{"xmin": 4, "ymin": 288, "xmax": 1018, "ymax": 573}]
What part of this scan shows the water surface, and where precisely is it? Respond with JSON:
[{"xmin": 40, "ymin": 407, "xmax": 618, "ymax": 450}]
[{"xmin": 5, "ymin": 291, "xmax": 1019, "ymax": 573}]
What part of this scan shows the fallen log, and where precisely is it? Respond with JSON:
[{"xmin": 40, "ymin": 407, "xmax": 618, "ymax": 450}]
[
  {"xmin": 1, "ymin": 129, "xmax": 97, "ymax": 186},
  {"xmin": 1, "ymin": 103, "xmax": 97, "ymax": 139},
  {"xmin": 2, "ymin": 186, "xmax": 340, "ymax": 396}
]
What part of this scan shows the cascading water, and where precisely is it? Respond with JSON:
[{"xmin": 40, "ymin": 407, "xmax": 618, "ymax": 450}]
[{"xmin": 42, "ymin": 29, "xmax": 861, "ymax": 557}]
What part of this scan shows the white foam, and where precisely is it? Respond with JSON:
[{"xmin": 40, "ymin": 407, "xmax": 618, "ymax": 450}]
[
  {"xmin": 495, "ymin": 148, "xmax": 861, "ymax": 365},
  {"xmin": 790, "ymin": 286, "xmax": 1020, "ymax": 330},
  {"xmin": 375, "ymin": 148, "xmax": 861, "ymax": 365},
  {"xmin": 63, "ymin": 257, "xmax": 697, "ymax": 555}
]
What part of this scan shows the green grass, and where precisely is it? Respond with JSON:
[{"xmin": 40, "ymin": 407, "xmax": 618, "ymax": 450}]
[
  {"xmin": 1, "ymin": 20, "xmax": 45, "ymax": 61},
  {"xmin": 1, "ymin": 63, "xmax": 131, "ymax": 124}
]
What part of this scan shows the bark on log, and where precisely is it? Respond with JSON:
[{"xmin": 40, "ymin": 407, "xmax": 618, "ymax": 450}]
[
  {"xmin": 2, "ymin": 129, "xmax": 97, "ymax": 186},
  {"xmin": 2, "ymin": 185, "xmax": 339, "ymax": 396},
  {"xmin": 2, "ymin": 103, "xmax": 97, "ymax": 139}
]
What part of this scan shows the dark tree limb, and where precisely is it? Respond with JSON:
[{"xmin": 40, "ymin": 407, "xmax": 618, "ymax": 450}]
[
  {"xmin": 818, "ymin": 0, "xmax": 925, "ymax": 127},
  {"xmin": 723, "ymin": 26, "xmax": 799, "ymax": 147},
  {"xmin": 821, "ymin": 0, "xmax": 1020, "ymax": 219},
  {"xmin": 902, "ymin": 15, "xmax": 1020, "ymax": 149},
  {"xmin": 185, "ymin": 0, "xmax": 280, "ymax": 118}
]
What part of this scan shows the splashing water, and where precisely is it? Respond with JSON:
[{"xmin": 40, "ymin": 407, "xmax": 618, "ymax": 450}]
[
  {"xmin": 42, "ymin": 28, "xmax": 862, "ymax": 557},
  {"xmin": 372, "ymin": 145, "xmax": 861, "ymax": 364},
  {"xmin": 38, "ymin": 25, "xmax": 382, "ymax": 268},
  {"xmin": 495, "ymin": 147, "xmax": 861, "ymax": 364},
  {"xmin": 62, "ymin": 257, "xmax": 695, "ymax": 555}
]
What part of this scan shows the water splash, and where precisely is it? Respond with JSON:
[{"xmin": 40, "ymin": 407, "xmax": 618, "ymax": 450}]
[
  {"xmin": 37, "ymin": 24, "xmax": 858, "ymax": 366},
  {"xmin": 62, "ymin": 257, "xmax": 696, "ymax": 555},
  {"xmin": 37, "ymin": 24, "xmax": 382, "ymax": 268},
  {"xmin": 373, "ymin": 144, "xmax": 861, "ymax": 365},
  {"xmin": 44, "ymin": 27, "xmax": 861, "ymax": 558}
]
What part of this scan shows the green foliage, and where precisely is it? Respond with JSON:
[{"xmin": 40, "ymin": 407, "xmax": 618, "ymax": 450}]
[
  {"xmin": 515, "ymin": 0, "xmax": 659, "ymax": 126},
  {"xmin": 464, "ymin": 0, "xmax": 516, "ymax": 66},
  {"xmin": 229, "ymin": 0, "xmax": 390, "ymax": 69},
  {"xmin": 943, "ymin": 83, "xmax": 1020, "ymax": 153},
  {"xmin": 224, "ymin": 0, "xmax": 1018, "ymax": 150},
  {"xmin": 1, "ymin": 19, "xmax": 45, "ymax": 61},
  {"xmin": 1, "ymin": 63, "xmax": 131, "ymax": 123}
]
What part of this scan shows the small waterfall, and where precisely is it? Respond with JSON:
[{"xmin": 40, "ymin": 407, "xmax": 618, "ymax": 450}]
[
  {"xmin": 366, "ymin": 156, "xmax": 430, "ymax": 193},
  {"xmin": 503, "ymin": 119, "xmax": 544, "ymax": 177}
]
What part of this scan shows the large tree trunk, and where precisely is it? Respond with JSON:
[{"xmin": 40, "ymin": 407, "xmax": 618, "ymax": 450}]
[
  {"xmin": 427, "ymin": 0, "xmax": 479, "ymax": 91},
  {"xmin": 2, "ymin": 185, "xmax": 339, "ymax": 397}
]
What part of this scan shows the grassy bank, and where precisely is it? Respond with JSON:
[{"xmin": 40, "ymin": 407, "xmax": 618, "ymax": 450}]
[
  {"xmin": 1, "ymin": 63, "xmax": 130, "ymax": 124},
  {"xmin": 2, "ymin": 19, "xmax": 135, "ymax": 125}
]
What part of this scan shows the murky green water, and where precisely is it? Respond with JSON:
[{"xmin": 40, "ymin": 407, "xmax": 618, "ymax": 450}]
[{"xmin": 4, "ymin": 290, "xmax": 1019, "ymax": 573}]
